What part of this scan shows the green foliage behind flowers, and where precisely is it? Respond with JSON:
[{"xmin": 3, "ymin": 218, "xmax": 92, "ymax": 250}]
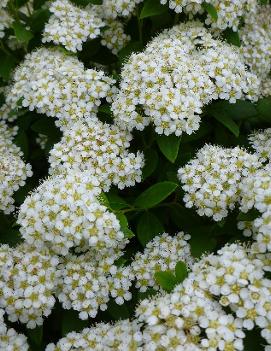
[{"xmin": 0, "ymin": 0, "xmax": 271, "ymax": 350}]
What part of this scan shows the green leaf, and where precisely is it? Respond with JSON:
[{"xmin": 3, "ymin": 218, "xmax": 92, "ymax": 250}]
[
  {"xmin": 107, "ymin": 192, "xmax": 128, "ymax": 210},
  {"xmin": 140, "ymin": 0, "xmax": 167, "ymax": 19},
  {"xmin": 27, "ymin": 326, "xmax": 43, "ymax": 350},
  {"xmin": 137, "ymin": 212, "xmax": 164, "ymax": 246},
  {"xmin": 157, "ymin": 134, "xmax": 181, "ymax": 163},
  {"xmin": 224, "ymin": 28, "xmax": 241, "ymax": 47},
  {"xmin": 14, "ymin": 131, "xmax": 29, "ymax": 158},
  {"xmin": 213, "ymin": 112, "xmax": 240, "ymax": 137},
  {"xmin": 0, "ymin": 53, "xmax": 17, "ymax": 81},
  {"xmin": 134, "ymin": 181, "xmax": 177, "ymax": 209},
  {"xmin": 142, "ymin": 149, "xmax": 158, "ymax": 179},
  {"xmin": 61, "ymin": 310, "xmax": 88, "ymax": 336},
  {"xmin": 107, "ymin": 300, "xmax": 130, "ymax": 320},
  {"xmin": 71, "ymin": 0, "xmax": 102, "ymax": 5},
  {"xmin": 237, "ymin": 209, "xmax": 260, "ymax": 222},
  {"xmin": 12, "ymin": 21, "xmax": 33, "ymax": 44},
  {"xmin": 208, "ymin": 100, "xmax": 257, "ymax": 121},
  {"xmin": 29, "ymin": 9, "xmax": 50, "ymax": 33},
  {"xmin": 257, "ymin": 98, "xmax": 271, "ymax": 122},
  {"xmin": 118, "ymin": 41, "xmax": 142, "ymax": 62},
  {"xmin": 175, "ymin": 261, "xmax": 188, "ymax": 283},
  {"xmin": 97, "ymin": 192, "xmax": 110, "ymax": 207},
  {"xmin": 154, "ymin": 271, "xmax": 177, "ymax": 292},
  {"xmin": 202, "ymin": 2, "xmax": 218, "ymax": 21},
  {"xmin": 115, "ymin": 213, "xmax": 135, "ymax": 239},
  {"xmin": 31, "ymin": 117, "xmax": 61, "ymax": 137}
]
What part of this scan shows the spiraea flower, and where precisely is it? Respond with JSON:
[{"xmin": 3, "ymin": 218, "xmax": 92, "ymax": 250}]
[
  {"xmin": 0, "ymin": 243, "xmax": 59, "ymax": 329},
  {"xmin": 178, "ymin": 145, "xmax": 261, "ymax": 221},
  {"xmin": 112, "ymin": 22, "xmax": 260, "ymax": 136},
  {"xmin": 261, "ymin": 77, "xmax": 271, "ymax": 97},
  {"xmin": 48, "ymin": 118, "xmax": 144, "ymax": 191},
  {"xmin": 193, "ymin": 243, "xmax": 271, "ymax": 343},
  {"xmin": 0, "ymin": 309, "xmax": 29, "ymax": 350},
  {"xmin": 5, "ymin": 48, "xmax": 115, "ymax": 130},
  {"xmin": 0, "ymin": 8, "xmax": 12, "ymax": 39},
  {"xmin": 17, "ymin": 171, "xmax": 126, "ymax": 255},
  {"xmin": 248, "ymin": 128, "xmax": 271, "ymax": 163},
  {"xmin": 0, "ymin": 121, "xmax": 32, "ymax": 214},
  {"xmin": 101, "ymin": 19, "xmax": 130, "ymax": 55},
  {"xmin": 95, "ymin": 0, "xmax": 142, "ymax": 19},
  {"xmin": 137, "ymin": 276, "xmax": 246, "ymax": 350},
  {"xmin": 130, "ymin": 232, "xmax": 194, "ymax": 292},
  {"xmin": 57, "ymin": 249, "xmax": 133, "ymax": 319},
  {"xmin": 42, "ymin": 0, "xmax": 104, "ymax": 52},
  {"xmin": 45, "ymin": 319, "xmax": 142, "ymax": 350},
  {"xmin": 240, "ymin": 4, "xmax": 271, "ymax": 78}
]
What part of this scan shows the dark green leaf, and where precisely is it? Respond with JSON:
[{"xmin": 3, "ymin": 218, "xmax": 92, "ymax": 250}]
[
  {"xmin": 12, "ymin": 21, "xmax": 33, "ymax": 44},
  {"xmin": 157, "ymin": 134, "xmax": 181, "ymax": 163},
  {"xmin": 134, "ymin": 181, "xmax": 177, "ymax": 209},
  {"xmin": 213, "ymin": 112, "xmax": 240, "ymax": 137},
  {"xmin": 154, "ymin": 271, "xmax": 177, "ymax": 292},
  {"xmin": 0, "ymin": 53, "xmax": 17, "ymax": 81},
  {"xmin": 257, "ymin": 98, "xmax": 271, "ymax": 122},
  {"xmin": 137, "ymin": 212, "xmax": 164, "ymax": 246},
  {"xmin": 107, "ymin": 192, "xmax": 128, "ymax": 210},
  {"xmin": 27, "ymin": 326, "xmax": 43, "ymax": 350},
  {"xmin": 142, "ymin": 149, "xmax": 158, "ymax": 179},
  {"xmin": 237, "ymin": 209, "xmax": 261, "ymax": 222},
  {"xmin": 61, "ymin": 310, "xmax": 88, "ymax": 336},
  {"xmin": 202, "ymin": 2, "xmax": 218, "ymax": 20},
  {"xmin": 140, "ymin": 0, "xmax": 167, "ymax": 19},
  {"xmin": 115, "ymin": 213, "xmax": 135, "ymax": 239},
  {"xmin": 175, "ymin": 261, "xmax": 188, "ymax": 283},
  {"xmin": 118, "ymin": 41, "xmax": 142, "ymax": 62},
  {"xmin": 224, "ymin": 28, "xmax": 241, "ymax": 47}
]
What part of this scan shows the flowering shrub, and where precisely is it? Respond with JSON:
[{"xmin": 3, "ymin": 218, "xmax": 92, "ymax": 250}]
[{"xmin": 0, "ymin": 0, "xmax": 271, "ymax": 350}]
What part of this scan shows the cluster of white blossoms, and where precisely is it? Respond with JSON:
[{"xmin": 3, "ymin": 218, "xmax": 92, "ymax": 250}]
[
  {"xmin": 249, "ymin": 128, "xmax": 271, "ymax": 163},
  {"xmin": 0, "ymin": 121, "xmax": 32, "ymax": 214},
  {"xmin": 42, "ymin": 0, "xmax": 104, "ymax": 52},
  {"xmin": 57, "ymin": 249, "xmax": 133, "ymax": 320},
  {"xmin": 5, "ymin": 48, "xmax": 115, "ymax": 130},
  {"xmin": 240, "ymin": 4, "xmax": 271, "ymax": 78},
  {"xmin": 0, "ymin": 243, "xmax": 59, "ymax": 329},
  {"xmin": 101, "ymin": 19, "xmax": 130, "ymax": 55},
  {"xmin": 0, "ymin": 8, "xmax": 12, "ymax": 39},
  {"xmin": 130, "ymin": 232, "xmax": 193, "ymax": 292},
  {"xmin": 112, "ymin": 22, "xmax": 260, "ymax": 136},
  {"xmin": 193, "ymin": 243, "xmax": 271, "ymax": 344},
  {"xmin": 17, "ymin": 171, "xmax": 126, "ymax": 256},
  {"xmin": 48, "ymin": 118, "xmax": 144, "ymax": 191},
  {"xmin": 178, "ymin": 145, "xmax": 261, "ymax": 221},
  {"xmin": 0, "ymin": 310, "xmax": 29, "ymax": 351},
  {"xmin": 261, "ymin": 77, "xmax": 271, "ymax": 98},
  {"xmin": 46, "ymin": 319, "xmax": 142, "ymax": 351},
  {"xmin": 95, "ymin": 0, "xmax": 142, "ymax": 19},
  {"xmin": 239, "ymin": 164, "xmax": 271, "ymax": 253}
]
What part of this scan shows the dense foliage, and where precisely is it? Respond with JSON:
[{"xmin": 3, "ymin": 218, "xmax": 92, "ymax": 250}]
[{"xmin": 0, "ymin": 0, "xmax": 271, "ymax": 350}]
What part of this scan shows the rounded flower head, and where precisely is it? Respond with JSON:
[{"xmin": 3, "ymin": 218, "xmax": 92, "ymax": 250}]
[
  {"xmin": 5, "ymin": 48, "xmax": 115, "ymax": 130},
  {"xmin": 178, "ymin": 145, "xmax": 261, "ymax": 221},
  {"xmin": 57, "ymin": 249, "xmax": 133, "ymax": 319},
  {"xmin": 45, "ymin": 319, "xmax": 142, "ymax": 350},
  {"xmin": 42, "ymin": 0, "xmax": 104, "ymax": 52},
  {"xmin": 0, "ymin": 121, "xmax": 32, "ymax": 214},
  {"xmin": 48, "ymin": 118, "xmax": 144, "ymax": 191},
  {"xmin": 0, "ymin": 243, "xmax": 59, "ymax": 329},
  {"xmin": 131, "ymin": 232, "xmax": 194, "ymax": 292},
  {"xmin": 112, "ymin": 22, "xmax": 260, "ymax": 136},
  {"xmin": 17, "ymin": 171, "xmax": 127, "ymax": 255},
  {"xmin": 249, "ymin": 128, "xmax": 271, "ymax": 163}
]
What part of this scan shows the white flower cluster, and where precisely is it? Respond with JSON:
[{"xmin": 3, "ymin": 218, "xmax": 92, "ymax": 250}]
[
  {"xmin": 0, "ymin": 243, "xmax": 59, "ymax": 329},
  {"xmin": 101, "ymin": 19, "xmax": 130, "ymax": 55},
  {"xmin": 5, "ymin": 48, "xmax": 115, "ymax": 130},
  {"xmin": 0, "ymin": 309, "xmax": 29, "ymax": 351},
  {"xmin": 261, "ymin": 77, "xmax": 271, "ymax": 98},
  {"xmin": 131, "ymin": 232, "xmax": 193, "ymax": 292},
  {"xmin": 0, "ymin": 121, "xmax": 32, "ymax": 214},
  {"xmin": 240, "ymin": 5, "xmax": 271, "ymax": 78},
  {"xmin": 239, "ymin": 164, "xmax": 271, "ymax": 253},
  {"xmin": 112, "ymin": 22, "xmax": 260, "ymax": 136},
  {"xmin": 57, "ymin": 249, "xmax": 133, "ymax": 320},
  {"xmin": 161, "ymin": 0, "xmax": 258, "ymax": 31},
  {"xmin": 193, "ymin": 243, "xmax": 271, "ymax": 343},
  {"xmin": 178, "ymin": 145, "xmax": 261, "ymax": 221},
  {"xmin": 42, "ymin": 0, "xmax": 104, "ymax": 52},
  {"xmin": 48, "ymin": 118, "xmax": 144, "ymax": 191},
  {"xmin": 36, "ymin": 133, "xmax": 48, "ymax": 150},
  {"xmin": 249, "ymin": 128, "xmax": 271, "ymax": 163},
  {"xmin": 46, "ymin": 319, "xmax": 142, "ymax": 351},
  {"xmin": 96, "ymin": 0, "xmax": 142, "ymax": 19},
  {"xmin": 17, "ymin": 171, "xmax": 126, "ymax": 255}
]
